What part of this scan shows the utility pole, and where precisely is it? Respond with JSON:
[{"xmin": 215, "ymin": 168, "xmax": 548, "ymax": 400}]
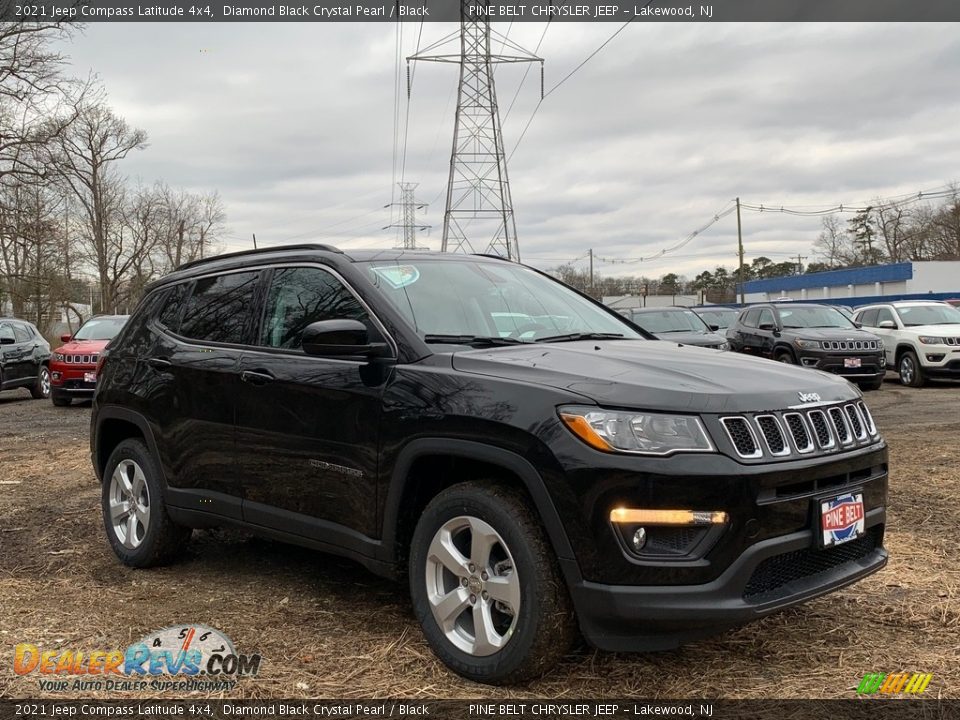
[
  {"xmin": 736, "ymin": 197, "xmax": 745, "ymax": 305},
  {"xmin": 795, "ymin": 254, "xmax": 807, "ymax": 275},
  {"xmin": 177, "ymin": 219, "xmax": 185, "ymax": 265},
  {"xmin": 588, "ymin": 248, "xmax": 594, "ymax": 298},
  {"xmin": 409, "ymin": 1, "xmax": 543, "ymax": 261},
  {"xmin": 252, "ymin": 233, "xmax": 257, "ymax": 250},
  {"xmin": 385, "ymin": 182, "xmax": 430, "ymax": 249}
]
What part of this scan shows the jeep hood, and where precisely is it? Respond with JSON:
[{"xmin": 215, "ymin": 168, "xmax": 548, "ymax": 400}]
[
  {"xmin": 451, "ymin": 340, "xmax": 858, "ymax": 413},
  {"xmin": 650, "ymin": 331, "xmax": 727, "ymax": 347},
  {"xmin": 900, "ymin": 323, "xmax": 960, "ymax": 335},
  {"xmin": 55, "ymin": 339, "xmax": 110, "ymax": 355},
  {"xmin": 780, "ymin": 327, "xmax": 879, "ymax": 341}
]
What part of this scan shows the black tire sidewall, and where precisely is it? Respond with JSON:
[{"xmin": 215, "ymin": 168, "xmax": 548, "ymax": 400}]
[
  {"xmin": 409, "ymin": 486, "xmax": 552, "ymax": 683},
  {"xmin": 101, "ymin": 439, "xmax": 177, "ymax": 567},
  {"xmin": 900, "ymin": 351, "xmax": 924, "ymax": 387}
]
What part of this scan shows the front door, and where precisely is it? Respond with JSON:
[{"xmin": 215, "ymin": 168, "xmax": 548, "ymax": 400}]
[
  {"xmin": 0, "ymin": 322, "xmax": 30, "ymax": 384},
  {"xmin": 234, "ymin": 265, "xmax": 390, "ymax": 543}
]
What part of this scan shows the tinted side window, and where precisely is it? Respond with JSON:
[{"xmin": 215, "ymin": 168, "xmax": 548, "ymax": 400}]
[
  {"xmin": 259, "ymin": 267, "xmax": 371, "ymax": 350},
  {"xmin": 758, "ymin": 309, "xmax": 775, "ymax": 328},
  {"xmin": 859, "ymin": 308, "xmax": 878, "ymax": 327},
  {"xmin": 12, "ymin": 324, "xmax": 30, "ymax": 343},
  {"xmin": 157, "ymin": 282, "xmax": 191, "ymax": 331},
  {"xmin": 179, "ymin": 271, "xmax": 261, "ymax": 345},
  {"xmin": 0, "ymin": 323, "xmax": 16, "ymax": 342}
]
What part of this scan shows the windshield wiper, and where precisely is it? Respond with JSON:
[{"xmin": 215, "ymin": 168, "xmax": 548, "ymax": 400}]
[
  {"xmin": 423, "ymin": 334, "xmax": 526, "ymax": 347},
  {"xmin": 534, "ymin": 332, "xmax": 626, "ymax": 343}
]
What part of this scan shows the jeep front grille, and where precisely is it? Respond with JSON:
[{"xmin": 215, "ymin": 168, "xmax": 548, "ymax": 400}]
[
  {"xmin": 63, "ymin": 354, "xmax": 98, "ymax": 365},
  {"xmin": 821, "ymin": 340, "xmax": 881, "ymax": 351},
  {"xmin": 720, "ymin": 402, "xmax": 881, "ymax": 460}
]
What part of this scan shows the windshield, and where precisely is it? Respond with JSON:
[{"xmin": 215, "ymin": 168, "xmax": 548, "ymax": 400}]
[
  {"xmin": 694, "ymin": 309, "xmax": 738, "ymax": 329},
  {"xmin": 896, "ymin": 304, "xmax": 960, "ymax": 326},
  {"xmin": 630, "ymin": 309, "xmax": 709, "ymax": 334},
  {"xmin": 73, "ymin": 317, "xmax": 127, "ymax": 341},
  {"xmin": 777, "ymin": 306, "xmax": 854, "ymax": 329},
  {"xmin": 362, "ymin": 260, "xmax": 643, "ymax": 342}
]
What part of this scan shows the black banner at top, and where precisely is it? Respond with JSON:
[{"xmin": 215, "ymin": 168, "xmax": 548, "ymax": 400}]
[{"xmin": 1, "ymin": 0, "xmax": 959, "ymax": 22}]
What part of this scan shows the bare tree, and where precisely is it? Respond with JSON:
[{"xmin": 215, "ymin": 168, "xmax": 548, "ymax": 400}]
[{"xmin": 55, "ymin": 101, "xmax": 148, "ymax": 312}]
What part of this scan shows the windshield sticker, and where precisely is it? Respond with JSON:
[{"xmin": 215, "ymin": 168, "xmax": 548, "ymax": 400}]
[{"xmin": 372, "ymin": 265, "xmax": 420, "ymax": 289}]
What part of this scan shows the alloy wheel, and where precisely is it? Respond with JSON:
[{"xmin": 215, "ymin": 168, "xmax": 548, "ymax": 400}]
[
  {"xmin": 900, "ymin": 355, "xmax": 915, "ymax": 384},
  {"xmin": 108, "ymin": 459, "xmax": 151, "ymax": 549},
  {"xmin": 39, "ymin": 367, "xmax": 51, "ymax": 397},
  {"xmin": 424, "ymin": 515, "xmax": 520, "ymax": 657}
]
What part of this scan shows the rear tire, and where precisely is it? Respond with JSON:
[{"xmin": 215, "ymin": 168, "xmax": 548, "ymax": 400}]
[
  {"xmin": 30, "ymin": 365, "xmax": 51, "ymax": 399},
  {"xmin": 101, "ymin": 438, "xmax": 190, "ymax": 568},
  {"xmin": 409, "ymin": 482, "xmax": 575, "ymax": 684},
  {"xmin": 898, "ymin": 350, "xmax": 926, "ymax": 388}
]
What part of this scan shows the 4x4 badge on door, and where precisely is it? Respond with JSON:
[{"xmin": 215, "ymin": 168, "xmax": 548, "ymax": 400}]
[{"xmin": 797, "ymin": 392, "xmax": 822, "ymax": 403}]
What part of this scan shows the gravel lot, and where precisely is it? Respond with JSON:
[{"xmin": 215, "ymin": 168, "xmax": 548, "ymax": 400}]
[{"xmin": 0, "ymin": 378, "xmax": 957, "ymax": 700}]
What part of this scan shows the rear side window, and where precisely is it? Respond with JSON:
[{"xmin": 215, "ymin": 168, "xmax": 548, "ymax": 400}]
[
  {"xmin": 259, "ymin": 266, "xmax": 371, "ymax": 350},
  {"xmin": 12, "ymin": 324, "xmax": 30, "ymax": 343},
  {"xmin": 157, "ymin": 282, "xmax": 191, "ymax": 331},
  {"xmin": 179, "ymin": 271, "xmax": 261, "ymax": 345}
]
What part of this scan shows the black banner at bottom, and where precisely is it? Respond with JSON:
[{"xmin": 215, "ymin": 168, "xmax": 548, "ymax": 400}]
[{"xmin": 0, "ymin": 700, "xmax": 951, "ymax": 720}]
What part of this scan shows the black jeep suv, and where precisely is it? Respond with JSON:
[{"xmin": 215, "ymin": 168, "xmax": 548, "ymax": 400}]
[
  {"xmin": 91, "ymin": 246, "xmax": 888, "ymax": 684},
  {"xmin": 726, "ymin": 303, "xmax": 887, "ymax": 390}
]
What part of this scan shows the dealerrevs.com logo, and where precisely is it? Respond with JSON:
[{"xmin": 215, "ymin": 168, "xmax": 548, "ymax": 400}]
[
  {"xmin": 14, "ymin": 624, "xmax": 261, "ymax": 692},
  {"xmin": 857, "ymin": 672, "xmax": 933, "ymax": 695}
]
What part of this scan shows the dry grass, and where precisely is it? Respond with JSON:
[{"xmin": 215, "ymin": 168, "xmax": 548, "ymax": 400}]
[{"xmin": 0, "ymin": 384, "xmax": 957, "ymax": 699}]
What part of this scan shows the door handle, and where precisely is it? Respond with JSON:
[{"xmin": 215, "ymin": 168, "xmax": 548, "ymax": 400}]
[
  {"xmin": 241, "ymin": 369, "xmax": 275, "ymax": 386},
  {"xmin": 146, "ymin": 357, "xmax": 173, "ymax": 370}
]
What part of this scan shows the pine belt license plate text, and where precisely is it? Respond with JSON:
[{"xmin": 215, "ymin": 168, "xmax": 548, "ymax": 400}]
[
  {"xmin": 844, "ymin": 358, "xmax": 862, "ymax": 368},
  {"xmin": 84, "ymin": 372, "xmax": 97, "ymax": 383},
  {"xmin": 820, "ymin": 492, "xmax": 865, "ymax": 547}
]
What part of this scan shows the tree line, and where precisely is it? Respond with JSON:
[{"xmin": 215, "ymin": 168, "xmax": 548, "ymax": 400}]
[
  {"xmin": 0, "ymin": 22, "xmax": 225, "ymax": 332},
  {"xmin": 553, "ymin": 190, "xmax": 960, "ymax": 302}
]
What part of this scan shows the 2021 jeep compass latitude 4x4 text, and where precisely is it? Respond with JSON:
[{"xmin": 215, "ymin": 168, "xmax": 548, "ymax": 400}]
[{"xmin": 91, "ymin": 245, "xmax": 888, "ymax": 684}]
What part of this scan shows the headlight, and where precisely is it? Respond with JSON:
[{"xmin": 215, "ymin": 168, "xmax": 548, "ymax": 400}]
[
  {"xmin": 53, "ymin": 352, "xmax": 65, "ymax": 361},
  {"xmin": 918, "ymin": 336, "xmax": 946, "ymax": 345},
  {"xmin": 559, "ymin": 406, "xmax": 714, "ymax": 455},
  {"xmin": 717, "ymin": 342, "xmax": 730, "ymax": 351},
  {"xmin": 794, "ymin": 339, "xmax": 821, "ymax": 349}
]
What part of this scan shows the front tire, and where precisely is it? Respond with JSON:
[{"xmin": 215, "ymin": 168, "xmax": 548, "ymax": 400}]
[
  {"xmin": 859, "ymin": 377, "xmax": 884, "ymax": 391},
  {"xmin": 409, "ymin": 482, "xmax": 575, "ymax": 684},
  {"xmin": 101, "ymin": 438, "xmax": 190, "ymax": 568},
  {"xmin": 51, "ymin": 390, "xmax": 71, "ymax": 407},
  {"xmin": 898, "ymin": 350, "xmax": 926, "ymax": 388},
  {"xmin": 30, "ymin": 365, "xmax": 51, "ymax": 399},
  {"xmin": 774, "ymin": 348, "xmax": 796, "ymax": 364}
]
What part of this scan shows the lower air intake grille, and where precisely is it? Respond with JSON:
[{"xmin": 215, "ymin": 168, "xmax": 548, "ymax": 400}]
[{"xmin": 743, "ymin": 531, "xmax": 879, "ymax": 603}]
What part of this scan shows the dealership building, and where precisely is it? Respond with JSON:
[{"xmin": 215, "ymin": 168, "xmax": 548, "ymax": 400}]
[{"xmin": 739, "ymin": 261, "xmax": 960, "ymax": 306}]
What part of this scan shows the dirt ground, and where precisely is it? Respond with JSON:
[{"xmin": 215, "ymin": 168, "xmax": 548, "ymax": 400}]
[{"xmin": 0, "ymin": 377, "xmax": 957, "ymax": 700}]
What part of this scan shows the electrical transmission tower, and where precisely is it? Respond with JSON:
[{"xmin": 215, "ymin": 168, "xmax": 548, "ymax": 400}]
[
  {"xmin": 385, "ymin": 182, "xmax": 430, "ymax": 249},
  {"xmin": 409, "ymin": 1, "xmax": 543, "ymax": 261}
]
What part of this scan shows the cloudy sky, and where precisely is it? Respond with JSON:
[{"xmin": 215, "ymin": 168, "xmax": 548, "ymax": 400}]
[{"xmin": 59, "ymin": 22, "xmax": 960, "ymax": 280}]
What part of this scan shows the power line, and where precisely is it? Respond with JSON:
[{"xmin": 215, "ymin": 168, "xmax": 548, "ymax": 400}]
[{"xmin": 740, "ymin": 183, "xmax": 958, "ymax": 216}]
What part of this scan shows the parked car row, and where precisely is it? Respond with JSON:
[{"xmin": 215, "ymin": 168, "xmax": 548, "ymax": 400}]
[
  {"xmin": 0, "ymin": 315, "xmax": 128, "ymax": 404},
  {"xmin": 621, "ymin": 300, "xmax": 960, "ymax": 390}
]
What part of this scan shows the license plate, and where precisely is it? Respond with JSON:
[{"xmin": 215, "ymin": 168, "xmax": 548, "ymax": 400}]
[
  {"xmin": 844, "ymin": 358, "xmax": 862, "ymax": 368},
  {"xmin": 84, "ymin": 372, "xmax": 97, "ymax": 383},
  {"xmin": 820, "ymin": 492, "xmax": 865, "ymax": 547}
]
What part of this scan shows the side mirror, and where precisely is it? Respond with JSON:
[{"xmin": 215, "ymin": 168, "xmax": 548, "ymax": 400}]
[
  {"xmin": 852, "ymin": 321, "xmax": 862, "ymax": 329},
  {"xmin": 708, "ymin": 324, "xmax": 720, "ymax": 332},
  {"xmin": 60, "ymin": 333, "xmax": 72, "ymax": 343},
  {"xmin": 301, "ymin": 319, "xmax": 389, "ymax": 358},
  {"xmin": 758, "ymin": 323, "xmax": 776, "ymax": 332},
  {"xmin": 878, "ymin": 320, "xmax": 896, "ymax": 329}
]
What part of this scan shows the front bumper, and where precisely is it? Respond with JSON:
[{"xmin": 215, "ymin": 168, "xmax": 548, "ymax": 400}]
[
  {"xmin": 572, "ymin": 508, "xmax": 887, "ymax": 651},
  {"xmin": 918, "ymin": 355, "xmax": 960, "ymax": 378},
  {"xmin": 50, "ymin": 363, "xmax": 97, "ymax": 395},
  {"xmin": 799, "ymin": 351, "xmax": 886, "ymax": 380}
]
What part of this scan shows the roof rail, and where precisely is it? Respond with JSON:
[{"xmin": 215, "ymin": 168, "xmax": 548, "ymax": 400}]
[{"xmin": 177, "ymin": 243, "xmax": 343, "ymax": 271}]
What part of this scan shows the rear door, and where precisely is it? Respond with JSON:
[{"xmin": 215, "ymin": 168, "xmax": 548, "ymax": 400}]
[
  {"xmin": 154, "ymin": 269, "xmax": 264, "ymax": 517},
  {"xmin": 13, "ymin": 323, "xmax": 41, "ymax": 382},
  {"xmin": 234, "ymin": 264, "xmax": 391, "ymax": 542}
]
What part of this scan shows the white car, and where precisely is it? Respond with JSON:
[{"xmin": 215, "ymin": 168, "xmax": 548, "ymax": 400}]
[{"xmin": 852, "ymin": 300, "xmax": 960, "ymax": 387}]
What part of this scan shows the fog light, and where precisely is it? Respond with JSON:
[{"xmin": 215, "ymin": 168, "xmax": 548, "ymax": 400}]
[
  {"xmin": 610, "ymin": 508, "xmax": 729, "ymax": 525},
  {"xmin": 51, "ymin": 372, "xmax": 61, "ymax": 381},
  {"xmin": 632, "ymin": 527, "xmax": 647, "ymax": 552},
  {"xmin": 926, "ymin": 354, "xmax": 945, "ymax": 362}
]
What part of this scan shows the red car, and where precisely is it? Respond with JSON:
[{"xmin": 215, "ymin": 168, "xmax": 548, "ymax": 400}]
[{"xmin": 50, "ymin": 315, "xmax": 128, "ymax": 406}]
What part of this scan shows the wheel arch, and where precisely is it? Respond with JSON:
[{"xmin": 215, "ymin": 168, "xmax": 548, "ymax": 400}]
[
  {"xmin": 894, "ymin": 343, "xmax": 918, "ymax": 365},
  {"xmin": 381, "ymin": 439, "xmax": 581, "ymax": 587},
  {"xmin": 93, "ymin": 406, "xmax": 163, "ymax": 485},
  {"xmin": 773, "ymin": 343, "xmax": 796, "ymax": 361}
]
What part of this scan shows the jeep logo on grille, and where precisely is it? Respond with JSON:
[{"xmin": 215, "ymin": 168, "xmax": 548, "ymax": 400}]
[{"xmin": 798, "ymin": 392, "xmax": 822, "ymax": 403}]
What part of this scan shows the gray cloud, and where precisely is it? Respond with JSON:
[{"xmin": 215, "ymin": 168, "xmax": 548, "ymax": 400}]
[{"xmin": 61, "ymin": 21, "xmax": 960, "ymax": 279}]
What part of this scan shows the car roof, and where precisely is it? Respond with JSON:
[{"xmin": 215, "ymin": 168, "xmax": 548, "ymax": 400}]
[
  {"xmin": 857, "ymin": 300, "xmax": 947, "ymax": 309},
  {"xmin": 84, "ymin": 314, "xmax": 129, "ymax": 320},
  {"xmin": 151, "ymin": 244, "xmax": 510, "ymax": 290},
  {"xmin": 630, "ymin": 307, "xmax": 690, "ymax": 313}
]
